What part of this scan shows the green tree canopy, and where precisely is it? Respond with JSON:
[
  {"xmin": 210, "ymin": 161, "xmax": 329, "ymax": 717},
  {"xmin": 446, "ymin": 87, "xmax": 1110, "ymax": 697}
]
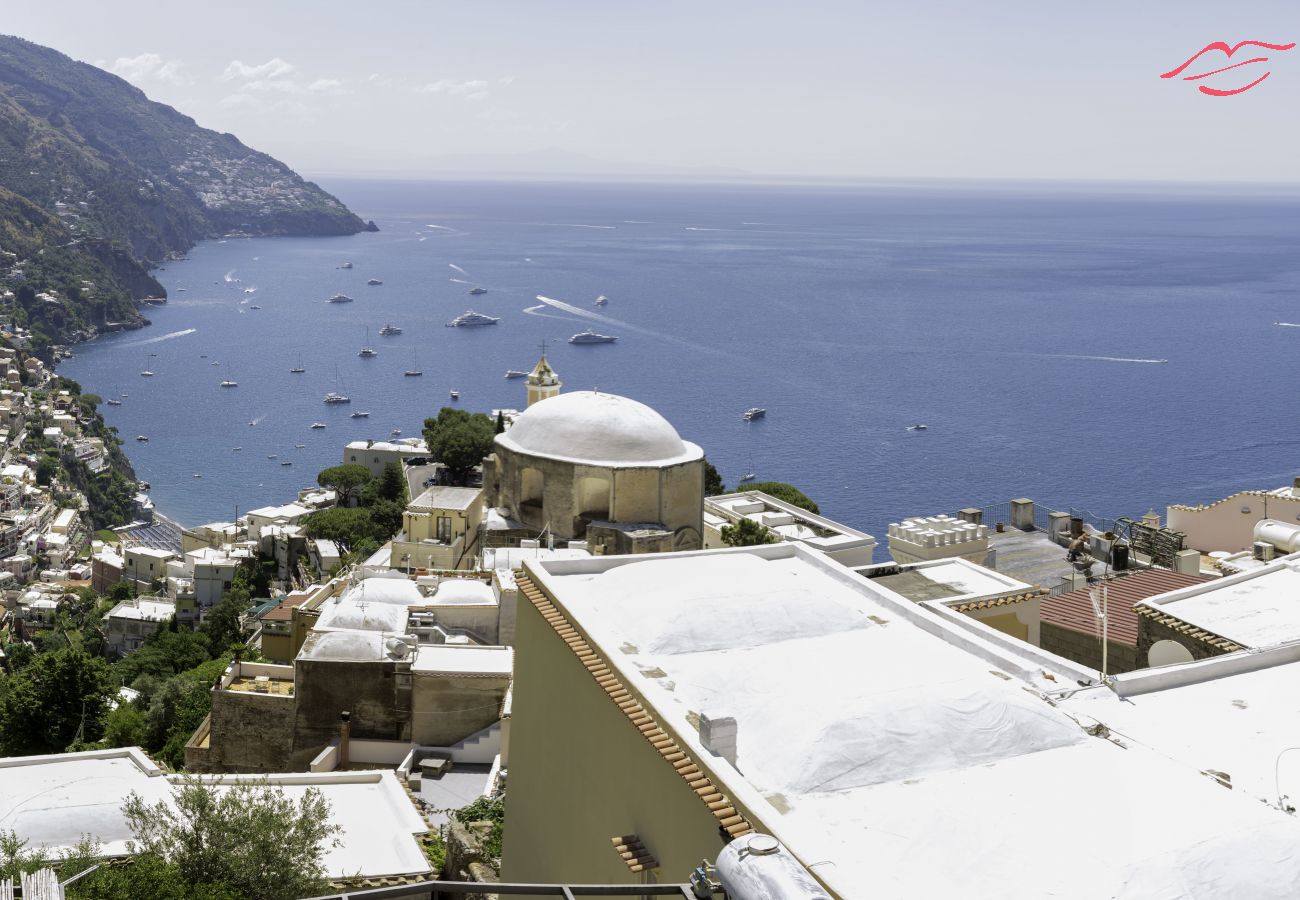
[
  {"xmin": 316, "ymin": 463, "xmax": 373, "ymax": 506},
  {"xmin": 0, "ymin": 648, "xmax": 116, "ymax": 755},
  {"xmin": 741, "ymin": 481, "xmax": 820, "ymax": 514},
  {"xmin": 423, "ymin": 407, "xmax": 495, "ymax": 484},
  {"xmin": 123, "ymin": 779, "xmax": 342, "ymax": 900},
  {"xmin": 721, "ymin": 517, "xmax": 779, "ymax": 547},
  {"xmin": 703, "ymin": 459, "xmax": 725, "ymax": 496}
]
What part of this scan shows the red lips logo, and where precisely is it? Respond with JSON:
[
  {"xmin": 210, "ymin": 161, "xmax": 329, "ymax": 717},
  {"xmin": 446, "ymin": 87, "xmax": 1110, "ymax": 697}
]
[{"xmin": 1161, "ymin": 40, "xmax": 1295, "ymax": 95}]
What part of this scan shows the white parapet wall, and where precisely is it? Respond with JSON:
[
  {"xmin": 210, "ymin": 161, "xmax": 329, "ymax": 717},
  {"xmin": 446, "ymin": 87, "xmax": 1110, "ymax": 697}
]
[{"xmin": 888, "ymin": 514, "xmax": 989, "ymax": 564}]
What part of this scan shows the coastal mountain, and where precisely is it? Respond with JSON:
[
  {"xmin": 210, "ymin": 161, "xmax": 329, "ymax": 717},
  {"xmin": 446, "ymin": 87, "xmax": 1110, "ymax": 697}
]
[{"xmin": 0, "ymin": 35, "xmax": 373, "ymax": 351}]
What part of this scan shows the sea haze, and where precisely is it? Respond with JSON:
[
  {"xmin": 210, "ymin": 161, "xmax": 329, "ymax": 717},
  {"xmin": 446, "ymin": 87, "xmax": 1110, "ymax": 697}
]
[{"xmin": 60, "ymin": 179, "xmax": 1300, "ymax": 541}]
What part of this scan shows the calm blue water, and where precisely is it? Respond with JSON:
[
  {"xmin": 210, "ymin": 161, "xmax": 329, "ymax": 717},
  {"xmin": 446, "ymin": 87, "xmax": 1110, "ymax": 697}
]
[{"xmin": 60, "ymin": 179, "xmax": 1300, "ymax": 541}]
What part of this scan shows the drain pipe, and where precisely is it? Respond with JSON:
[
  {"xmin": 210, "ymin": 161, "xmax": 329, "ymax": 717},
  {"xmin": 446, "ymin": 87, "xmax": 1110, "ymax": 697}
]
[{"xmin": 338, "ymin": 711, "xmax": 351, "ymax": 769}]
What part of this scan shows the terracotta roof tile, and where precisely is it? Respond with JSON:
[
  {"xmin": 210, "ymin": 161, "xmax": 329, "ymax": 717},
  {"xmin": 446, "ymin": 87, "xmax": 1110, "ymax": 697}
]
[{"xmin": 1041, "ymin": 569, "xmax": 1211, "ymax": 646}]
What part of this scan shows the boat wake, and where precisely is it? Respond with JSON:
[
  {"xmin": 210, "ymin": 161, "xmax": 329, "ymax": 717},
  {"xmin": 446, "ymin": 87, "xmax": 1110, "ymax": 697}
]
[
  {"xmin": 448, "ymin": 263, "xmax": 469, "ymax": 276},
  {"xmin": 1022, "ymin": 353, "xmax": 1169, "ymax": 364},
  {"xmin": 223, "ymin": 270, "xmax": 239, "ymax": 283},
  {"xmin": 121, "ymin": 328, "xmax": 197, "ymax": 347},
  {"xmin": 1275, "ymin": 321, "xmax": 1300, "ymax": 328},
  {"xmin": 449, "ymin": 277, "xmax": 472, "ymax": 285}
]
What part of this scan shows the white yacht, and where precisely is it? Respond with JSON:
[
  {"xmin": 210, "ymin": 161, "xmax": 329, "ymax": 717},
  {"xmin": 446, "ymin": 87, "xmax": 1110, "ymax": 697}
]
[
  {"xmin": 469, "ymin": 286, "xmax": 487, "ymax": 295},
  {"xmin": 379, "ymin": 323, "xmax": 402, "ymax": 336},
  {"xmin": 340, "ymin": 261, "xmax": 353, "ymax": 269},
  {"xmin": 135, "ymin": 435, "xmax": 149, "ymax": 442},
  {"xmin": 390, "ymin": 428, "xmax": 402, "ymax": 437},
  {"xmin": 310, "ymin": 422, "xmax": 327, "ymax": 429},
  {"xmin": 505, "ymin": 370, "xmax": 528, "ymax": 379},
  {"xmin": 742, "ymin": 407, "xmax": 766, "ymax": 421},
  {"xmin": 106, "ymin": 399, "xmax": 122, "ymax": 406},
  {"xmin": 323, "ymin": 391, "xmax": 350, "ymax": 404},
  {"xmin": 449, "ymin": 389, "xmax": 460, "ymax": 400},
  {"xmin": 569, "ymin": 330, "xmax": 617, "ymax": 344},
  {"xmin": 907, "ymin": 423, "xmax": 928, "ymax": 431},
  {"xmin": 368, "ymin": 278, "xmax": 383, "ymax": 285},
  {"xmin": 327, "ymin": 293, "xmax": 354, "ymax": 304},
  {"xmin": 140, "ymin": 370, "xmax": 154, "ymax": 377},
  {"xmin": 221, "ymin": 379, "xmax": 238, "ymax": 388},
  {"xmin": 351, "ymin": 411, "xmax": 370, "ymax": 418},
  {"xmin": 446, "ymin": 309, "xmax": 499, "ymax": 327},
  {"xmin": 595, "ymin": 295, "xmax": 608, "ymax": 306}
]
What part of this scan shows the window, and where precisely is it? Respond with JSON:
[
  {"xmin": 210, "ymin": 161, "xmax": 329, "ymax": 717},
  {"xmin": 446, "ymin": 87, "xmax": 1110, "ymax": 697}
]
[
  {"xmin": 223, "ymin": 580, "xmax": 232, "ymax": 590},
  {"xmin": 350, "ymin": 455, "xmax": 357, "ymax": 462},
  {"xmin": 436, "ymin": 516, "xmax": 453, "ymax": 543}
]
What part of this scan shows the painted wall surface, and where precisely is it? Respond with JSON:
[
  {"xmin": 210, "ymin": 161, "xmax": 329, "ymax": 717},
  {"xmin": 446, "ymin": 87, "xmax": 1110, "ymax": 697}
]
[
  {"xmin": 410, "ymin": 673, "xmax": 508, "ymax": 747},
  {"xmin": 1168, "ymin": 492, "xmax": 1300, "ymax": 553},
  {"xmin": 501, "ymin": 592, "xmax": 729, "ymax": 887}
]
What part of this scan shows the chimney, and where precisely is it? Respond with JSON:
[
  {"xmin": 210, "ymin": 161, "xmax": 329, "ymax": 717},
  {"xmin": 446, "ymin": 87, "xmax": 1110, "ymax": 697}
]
[
  {"xmin": 699, "ymin": 713, "xmax": 738, "ymax": 769},
  {"xmin": 339, "ymin": 711, "xmax": 351, "ymax": 768}
]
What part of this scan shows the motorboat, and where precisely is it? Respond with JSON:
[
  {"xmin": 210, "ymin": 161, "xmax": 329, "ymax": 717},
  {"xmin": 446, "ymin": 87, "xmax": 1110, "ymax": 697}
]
[
  {"xmin": 505, "ymin": 370, "xmax": 528, "ymax": 379},
  {"xmin": 368, "ymin": 278, "xmax": 383, "ymax": 285},
  {"xmin": 249, "ymin": 305, "xmax": 262, "ymax": 310},
  {"xmin": 140, "ymin": 370, "xmax": 154, "ymax": 377},
  {"xmin": 310, "ymin": 422, "xmax": 327, "ymax": 429},
  {"xmin": 295, "ymin": 444, "xmax": 305, "ymax": 449},
  {"xmin": 232, "ymin": 447, "xmax": 242, "ymax": 452},
  {"xmin": 323, "ymin": 392, "xmax": 351, "ymax": 404},
  {"xmin": 446, "ymin": 309, "xmax": 499, "ymax": 327},
  {"xmin": 907, "ymin": 424, "xmax": 928, "ymax": 431},
  {"xmin": 281, "ymin": 461, "xmax": 293, "ymax": 466},
  {"xmin": 595, "ymin": 295, "xmax": 608, "ymax": 306},
  {"xmin": 469, "ymin": 286, "xmax": 487, "ymax": 295},
  {"xmin": 404, "ymin": 368, "xmax": 423, "ymax": 377},
  {"xmin": 742, "ymin": 407, "xmax": 766, "ymax": 421},
  {"xmin": 390, "ymin": 429, "xmax": 402, "ymax": 437},
  {"xmin": 340, "ymin": 261, "xmax": 353, "ymax": 269},
  {"xmin": 358, "ymin": 346, "xmax": 378, "ymax": 358},
  {"xmin": 327, "ymin": 293, "xmax": 354, "ymax": 303},
  {"xmin": 379, "ymin": 323, "xmax": 402, "ymax": 336},
  {"xmin": 569, "ymin": 330, "xmax": 617, "ymax": 344},
  {"xmin": 449, "ymin": 390, "xmax": 460, "ymax": 400},
  {"xmin": 351, "ymin": 411, "xmax": 370, "ymax": 418},
  {"xmin": 267, "ymin": 454, "xmax": 278, "ymax": 460},
  {"xmin": 739, "ymin": 471, "xmax": 756, "ymax": 482},
  {"xmin": 135, "ymin": 435, "xmax": 148, "ymax": 442},
  {"xmin": 220, "ymin": 379, "xmax": 238, "ymax": 388},
  {"xmin": 106, "ymin": 399, "xmax": 122, "ymax": 406}
]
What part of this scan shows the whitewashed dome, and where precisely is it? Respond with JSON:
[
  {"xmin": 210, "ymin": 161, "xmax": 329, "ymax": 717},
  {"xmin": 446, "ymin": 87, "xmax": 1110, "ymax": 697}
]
[{"xmin": 496, "ymin": 391, "xmax": 702, "ymax": 467}]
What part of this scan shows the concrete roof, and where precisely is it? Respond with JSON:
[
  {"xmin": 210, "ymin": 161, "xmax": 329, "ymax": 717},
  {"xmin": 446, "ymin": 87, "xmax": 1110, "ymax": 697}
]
[
  {"xmin": 412, "ymin": 644, "xmax": 512, "ymax": 676},
  {"xmin": 106, "ymin": 598, "xmax": 175, "ymax": 622},
  {"xmin": 522, "ymin": 545, "xmax": 1300, "ymax": 899},
  {"xmin": 863, "ymin": 558, "xmax": 1035, "ymax": 604},
  {"xmin": 409, "ymin": 485, "xmax": 482, "ymax": 512},
  {"xmin": 298, "ymin": 630, "xmax": 388, "ymax": 662},
  {"xmin": 1137, "ymin": 555, "xmax": 1300, "ymax": 648},
  {"xmin": 342, "ymin": 577, "xmax": 424, "ymax": 606},
  {"xmin": 495, "ymin": 391, "xmax": 702, "ymax": 467},
  {"xmin": 0, "ymin": 749, "xmax": 430, "ymax": 879},
  {"xmin": 432, "ymin": 579, "xmax": 496, "ymax": 605},
  {"xmin": 481, "ymin": 546, "xmax": 590, "ymax": 570}
]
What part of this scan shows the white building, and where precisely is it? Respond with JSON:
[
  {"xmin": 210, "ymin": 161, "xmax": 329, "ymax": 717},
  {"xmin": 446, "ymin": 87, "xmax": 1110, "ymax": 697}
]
[
  {"xmin": 244, "ymin": 503, "xmax": 312, "ymax": 541},
  {"xmin": 704, "ymin": 490, "xmax": 876, "ymax": 566},
  {"xmin": 104, "ymin": 597, "xmax": 176, "ymax": 656},
  {"xmin": 887, "ymin": 513, "xmax": 990, "ymax": 564},
  {"xmin": 343, "ymin": 438, "xmax": 429, "ymax": 478},
  {"xmin": 124, "ymin": 546, "xmax": 176, "ymax": 590},
  {"xmin": 502, "ymin": 544, "xmax": 1300, "ymax": 897}
]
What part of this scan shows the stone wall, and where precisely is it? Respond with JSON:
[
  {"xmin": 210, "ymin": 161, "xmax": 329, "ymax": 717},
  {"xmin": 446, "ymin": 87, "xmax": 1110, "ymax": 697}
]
[
  {"xmin": 441, "ymin": 818, "xmax": 499, "ymax": 900},
  {"xmin": 1041, "ymin": 622, "xmax": 1139, "ymax": 675},
  {"xmin": 196, "ymin": 688, "xmax": 296, "ymax": 773},
  {"xmin": 411, "ymin": 674, "xmax": 509, "ymax": 747},
  {"xmin": 1135, "ymin": 614, "xmax": 1234, "ymax": 669},
  {"xmin": 293, "ymin": 658, "xmax": 408, "ymax": 754}
]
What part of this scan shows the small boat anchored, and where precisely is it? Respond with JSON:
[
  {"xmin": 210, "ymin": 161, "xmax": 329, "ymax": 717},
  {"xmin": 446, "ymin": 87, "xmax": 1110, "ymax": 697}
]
[
  {"xmin": 594, "ymin": 295, "xmax": 608, "ymax": 306},
  {"xmin": 327, "ymin": 293, "xmax": 354, "ymax": 304},
  {"xmin": 469, "ymin": 286, "xmax": 487, "ymax": 295},
  {"xmin": 351, "ymin": 411, "xmax": 370, "ymax": 418},
  {"xmin": 906, "ymin": 424, "xmax": 928, "ymax": 431},
  {"xmin": 449, "ymin": 390, "xmax": 460, "ymax": 400},
  {"xmin": 310, "ymin": 422, "xmax": 327, "ymax": 429},
  {"xmin": 741, "ymin": 407, "xmax": 766, "ymax": 421},
  {"xmin": 379, "ymin": 323, "xmax": 402, "ymax": 336},
  {"xmin": 106, "ymin": 399, "xmax": 122, "ymax": 406},
  {"xmin": 340, "ymin": 261, "xmax": 353, "ymax": 269},
  {"xmin": 367, "ymin": 278, "xmax": 383, "ymax": 285},
  {"xmin": 135, "ymin": 435, "xmax": 149, "ymax": 442},
  {"xmin": 505, "ymin": 370, "xmax": 528, "ymax": 379}
]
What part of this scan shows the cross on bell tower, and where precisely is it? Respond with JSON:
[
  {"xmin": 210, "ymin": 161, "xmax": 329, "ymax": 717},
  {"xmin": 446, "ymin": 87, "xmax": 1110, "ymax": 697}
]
[{"xmin": 526, "ymin": 340, "xmax": 561, "ymax": 407}]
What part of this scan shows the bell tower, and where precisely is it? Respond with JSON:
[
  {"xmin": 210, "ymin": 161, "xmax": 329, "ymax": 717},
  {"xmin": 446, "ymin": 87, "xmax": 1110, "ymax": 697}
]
[{"xmin": 526, "ymin": 343, "xmax": 561, "ymax": 407}]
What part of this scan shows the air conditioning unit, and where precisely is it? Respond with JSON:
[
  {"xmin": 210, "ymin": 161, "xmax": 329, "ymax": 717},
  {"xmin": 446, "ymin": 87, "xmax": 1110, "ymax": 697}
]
[{"xmin": 1253, "ymin": 541, "xmax": 1275, "ymax": 562}]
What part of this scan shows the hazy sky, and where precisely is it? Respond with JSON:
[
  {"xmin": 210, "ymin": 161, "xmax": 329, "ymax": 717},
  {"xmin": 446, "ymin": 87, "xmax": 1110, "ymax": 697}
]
[{"xmin": 9, "ymin": 1, "xmax": 1300, "ymax": 183}]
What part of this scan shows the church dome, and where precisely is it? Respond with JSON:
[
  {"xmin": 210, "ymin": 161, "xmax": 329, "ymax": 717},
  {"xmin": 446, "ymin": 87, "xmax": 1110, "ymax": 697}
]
[{"xmin": 496, "ymin": 391, "xmax": 702, "ymax": 467}]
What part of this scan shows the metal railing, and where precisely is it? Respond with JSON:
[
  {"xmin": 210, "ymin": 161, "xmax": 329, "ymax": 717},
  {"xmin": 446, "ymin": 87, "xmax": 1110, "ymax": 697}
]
[{"xmin": 304, "ymin": 879, "xmax": 717, "ymax": 899}]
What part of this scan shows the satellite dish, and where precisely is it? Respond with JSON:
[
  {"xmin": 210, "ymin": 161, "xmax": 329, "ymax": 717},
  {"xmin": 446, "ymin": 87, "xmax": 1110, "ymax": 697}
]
[{"xmin": 1148, "ymin": 639, "xmax": 1194, "ymax": 668}]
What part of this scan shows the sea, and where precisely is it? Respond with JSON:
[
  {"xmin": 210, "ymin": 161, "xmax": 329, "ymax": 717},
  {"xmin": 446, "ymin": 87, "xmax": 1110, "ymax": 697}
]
[{"xmin": 59, "ymin": 178, "xmax": 1300, "ymax": 543}]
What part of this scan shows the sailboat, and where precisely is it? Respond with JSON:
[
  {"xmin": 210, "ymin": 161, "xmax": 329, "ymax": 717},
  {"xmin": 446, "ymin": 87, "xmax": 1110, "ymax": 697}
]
[
  {"xmin": 358, "ymin": 326, "xmax": 378, "ymax": 358},
  {"xmin": 290, "ymin": 353, "xmax": 305, "ymax": 374},
  {"xmin": 324, "ymin": 366, "xmax": 351, "ymax": 404},
  {"xmin": 404, "ymin": 349, "xmax": 423, "ymax": 377},
  {"xmin": 739, "ymin": 457, "xmax": 756, "ymax": 482},
  {"xmin": 220, "ymin": 363, "xmax": 238, "ymax": 388},
  {"xmin": 140, "ymin": 355, "xmax": 154, "ymax": 377}
]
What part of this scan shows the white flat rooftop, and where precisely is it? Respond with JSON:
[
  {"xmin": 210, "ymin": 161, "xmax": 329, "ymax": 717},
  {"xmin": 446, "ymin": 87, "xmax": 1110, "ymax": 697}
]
[
  {"xmin": 409, "ymin": 485, "xmax": 482, "ymax": 511},
  {"xmin": 1138, "ymin": 556, "xmax": 1300, "ymax": 648},
  {"xmin": 412, "ymin": 644, "xmax": 512, "ymax": 676},
  {"xmin": 482, "ymin": 546, "xmax": 590, "ymax": 570},
  {"xmin": 0, "ymin": 749, "xmax": 429, "ymax": 879},
  {"xmin": 525, "ymin": 545, "xmax": 1300, "ymax": 899}
]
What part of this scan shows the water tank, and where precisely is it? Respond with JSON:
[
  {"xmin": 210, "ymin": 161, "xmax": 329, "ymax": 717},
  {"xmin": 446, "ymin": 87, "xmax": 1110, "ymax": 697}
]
[
  {"xmin": 1255, "ymin": 519, "xmax": 1300, "ymax": 554},
  {"xmin": 714, "ymin": 834, "xmax": 831, "ymax": 900},
  {"xmin": 1111, "ymin": 542, "xmax": 1129, "ymax": 571}
]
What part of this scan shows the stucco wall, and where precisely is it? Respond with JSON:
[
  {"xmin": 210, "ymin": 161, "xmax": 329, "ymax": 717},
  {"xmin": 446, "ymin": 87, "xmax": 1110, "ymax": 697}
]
[
  {"xmin": 292, "ymin": 658, "xmax": 407, "ymax": 753},
  {"xmin": 501, "ymin": 590, "xmax": 728, "ymax": 886},
  {"xmin": 411, "ymin": 673, "xmax": 508, "ymax": 747},
  {"xmin": 1168, "ymin": 491, "xmax": 1300, "ymax": 553}
]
